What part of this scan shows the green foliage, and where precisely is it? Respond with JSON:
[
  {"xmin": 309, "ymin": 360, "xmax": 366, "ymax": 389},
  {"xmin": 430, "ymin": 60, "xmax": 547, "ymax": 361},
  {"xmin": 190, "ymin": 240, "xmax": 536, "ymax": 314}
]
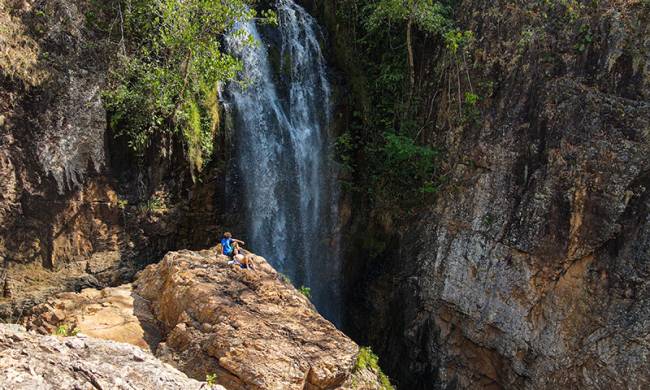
[
  {"xmin": 335, "ymin": 132, "xmax": 355, "ymax": 175},
  {"xmin": 180, "ymin": 97, "xmax": 213, "ymax": 178},
  {"xmin": 102, "ymin": 0, "xmax": 275, "ymax": 176},
  {"xmin": 138, "ymin": 196, "xmax": 166, "ymax": 213},
  {"xmin": 331, "ymin": 0, "xmax": 453, "ymax": 213},
  {"xmin": 518, "ymin": 28, "xmax": 534, "ymax": 48},
  {"xmin": 366, "ymin": 0, "xmax": 451, "ymax": 33},
  {"xmin": 54, "ymin": 324, "xmax": 79, "ymax": 337},
  {"xmin": 464, "ymin": 92, "xmax": 479, "ymax": 106},
  {"xmin": 574, "ymin": 23, "xmax": 593, "ymax": 53},
  {"xmin": 298, "ymin": 286, "xmax": 311, "ymax": 299},
  {"xmin": 206, "ymin": 373, "xmax": 217, "ymax": 386},
  {"xmin": 444, "ymin": 29, "xmax": 474, "ymax": 54},
  {"xmin": 355, "ymin": 347, "xmax": 394, "ymax": 390},
  {"xmin": 381, "ymin": 132, "xmax": 438, "ymax": 195},
  {"xmin": 462, "ymin": 92, "xmax": 480, "ymax": 124},
  {"xmin": 260, "ymin": 9, "xmax": 278, "ymax": 26},
  {"xmin": 116, "ymin": 198, "xmax": 129, "ymax": 209}
]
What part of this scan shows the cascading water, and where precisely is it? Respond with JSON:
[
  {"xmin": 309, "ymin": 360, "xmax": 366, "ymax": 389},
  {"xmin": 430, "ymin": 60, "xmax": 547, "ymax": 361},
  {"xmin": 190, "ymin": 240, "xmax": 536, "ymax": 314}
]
[{"xmin": 224, "ymin": 0, "xmax": 342, "ymax": 324}]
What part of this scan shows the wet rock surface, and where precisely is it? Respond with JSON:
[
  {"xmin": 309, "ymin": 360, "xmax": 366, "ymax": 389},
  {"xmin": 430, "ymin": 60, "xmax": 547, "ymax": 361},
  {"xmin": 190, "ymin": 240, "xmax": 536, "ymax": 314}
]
[{"xmin": 0, "ymin": 323, "xmax": 205, "ymax": 390}]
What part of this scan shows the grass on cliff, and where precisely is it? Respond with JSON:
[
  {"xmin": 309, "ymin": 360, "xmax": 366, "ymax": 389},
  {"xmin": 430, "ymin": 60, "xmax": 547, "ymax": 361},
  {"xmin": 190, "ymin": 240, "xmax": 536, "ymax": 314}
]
[
  {"xmin": 0, "ymin": 1, "xmax": 48, "ymax": 86},
  {"xmin": 206, "ymin": 373, "xmax": 217, "ymax": 386},
  {"xmin": 355, "ymin": 347, "xmax": 394, "ymax": 390},
  {"xmin": 298, "ymin": 286, "xmax": 311, "ymax": 299}
]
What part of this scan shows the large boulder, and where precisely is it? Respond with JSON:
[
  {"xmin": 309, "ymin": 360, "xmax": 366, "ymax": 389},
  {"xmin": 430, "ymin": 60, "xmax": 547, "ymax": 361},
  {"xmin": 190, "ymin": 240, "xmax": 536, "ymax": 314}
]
[
  {"xmin": 134, "ymin": 249, "xmax": 383, "ymax": 390},
  {"xmin": 0, "ymin": 324, "xmax": 205, "ymax": 390}
]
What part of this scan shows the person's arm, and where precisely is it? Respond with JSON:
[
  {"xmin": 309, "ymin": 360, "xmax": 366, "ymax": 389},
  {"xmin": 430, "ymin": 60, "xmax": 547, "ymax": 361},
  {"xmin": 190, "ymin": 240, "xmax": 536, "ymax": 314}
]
[{"xmin": 232, "ymin": 238, "xmax": 245, "ymax": 245}]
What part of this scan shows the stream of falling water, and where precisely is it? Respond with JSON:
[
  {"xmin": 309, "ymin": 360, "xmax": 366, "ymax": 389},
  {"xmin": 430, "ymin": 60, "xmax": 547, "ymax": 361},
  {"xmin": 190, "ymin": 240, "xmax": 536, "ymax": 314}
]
[{"xmin": 224, "ymin": 0, "xmax": 342, "ymax": 324}]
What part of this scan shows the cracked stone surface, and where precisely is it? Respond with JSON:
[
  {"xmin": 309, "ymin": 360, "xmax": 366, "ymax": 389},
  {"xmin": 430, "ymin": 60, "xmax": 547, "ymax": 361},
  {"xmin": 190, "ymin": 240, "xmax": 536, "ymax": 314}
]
[{"xmin": 0, "ymin": 324, "xmax": 206, "ymax": 390}]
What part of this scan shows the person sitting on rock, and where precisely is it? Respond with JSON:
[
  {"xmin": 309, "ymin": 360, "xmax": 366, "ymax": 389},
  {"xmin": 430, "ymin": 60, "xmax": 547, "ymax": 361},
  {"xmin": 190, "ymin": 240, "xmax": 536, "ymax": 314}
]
[{"xmin": 220, "ymin": 232, "xmax": 245, "ymax": 259}]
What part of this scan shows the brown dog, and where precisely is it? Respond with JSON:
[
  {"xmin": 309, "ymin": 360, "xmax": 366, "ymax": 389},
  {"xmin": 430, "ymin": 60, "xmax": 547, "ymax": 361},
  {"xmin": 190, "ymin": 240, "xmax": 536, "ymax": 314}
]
[{"xmin": 233, "ymin": 253, "xmax": 256, "ymax": 270}]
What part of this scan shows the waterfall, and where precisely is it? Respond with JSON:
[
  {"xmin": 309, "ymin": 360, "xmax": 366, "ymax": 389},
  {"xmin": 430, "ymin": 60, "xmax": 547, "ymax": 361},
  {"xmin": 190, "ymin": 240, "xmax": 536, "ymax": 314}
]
[{"xmin": 224, "ymin": 0, "xmax": 342, "ymax": 324}]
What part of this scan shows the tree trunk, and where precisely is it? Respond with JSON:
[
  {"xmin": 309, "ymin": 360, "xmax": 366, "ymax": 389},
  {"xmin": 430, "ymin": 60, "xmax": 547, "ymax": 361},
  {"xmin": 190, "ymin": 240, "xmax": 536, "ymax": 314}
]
[{"xmin": 407, "ymin": 17, "xmax": 415, "ymax": 97}]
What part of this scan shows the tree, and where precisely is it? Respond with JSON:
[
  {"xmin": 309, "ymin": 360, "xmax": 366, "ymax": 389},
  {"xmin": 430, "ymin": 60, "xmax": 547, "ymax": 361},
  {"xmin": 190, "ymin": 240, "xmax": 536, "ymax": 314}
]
[
  {"xmin": 104, "ymin": 0, "xmax": 274, "ymax": 175},
  {"xmin": 366, "ymin": 0, "xmax": 450, "ymax": 96}
]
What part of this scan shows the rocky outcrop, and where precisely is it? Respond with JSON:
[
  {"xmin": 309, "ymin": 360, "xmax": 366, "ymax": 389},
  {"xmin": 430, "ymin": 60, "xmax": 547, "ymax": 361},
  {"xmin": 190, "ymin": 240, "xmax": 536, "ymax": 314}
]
[
  {"xmin": 333, "ymin": 1, "xmax": 650, "ymax": 389},
  {"xmin": 135, "ymin": 249, "xmax": 384, "ymax": 390},
  {"xmin": 21, "ymin": 248, "xmax": 387, "ymax": 389},
  {"xmin": 0, "ymin": 324, "xmax": 205, "ymax": 389}
]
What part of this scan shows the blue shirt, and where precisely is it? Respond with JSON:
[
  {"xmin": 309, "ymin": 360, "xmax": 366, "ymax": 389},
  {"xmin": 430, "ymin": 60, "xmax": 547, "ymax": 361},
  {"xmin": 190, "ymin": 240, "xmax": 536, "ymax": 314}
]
[{"xmin": 221, "ymin": 238, "xmax": 233, "ymax": 255}]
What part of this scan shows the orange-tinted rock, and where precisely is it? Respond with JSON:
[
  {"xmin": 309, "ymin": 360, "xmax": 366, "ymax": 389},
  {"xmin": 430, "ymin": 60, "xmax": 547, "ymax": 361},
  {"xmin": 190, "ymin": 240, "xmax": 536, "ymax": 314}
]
[
  {"xmin": 23, "ymin": 284, "xmax": 160, "ymax": 351},
  {"xmin": 135, "ymin": 249, "xmax": 384, "ymax": 390}
]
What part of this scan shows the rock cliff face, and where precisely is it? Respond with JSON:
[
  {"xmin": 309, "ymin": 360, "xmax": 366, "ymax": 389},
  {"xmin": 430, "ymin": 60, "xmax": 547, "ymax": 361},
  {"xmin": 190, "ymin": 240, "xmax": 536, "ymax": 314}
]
[
  {"xmin": 0, "ymin": 0, "xmax": 224, "ymax": 320},
  {"xmin": 4, "ymin": 0, "xmax": 649, "ymax": 388},
  {"xmin": 0, "ymin": 324, "xmax": 204, "ymax": 389},
  {"xmin": 338, "ymin": 1, "xmax": 650, "ymax": 389},
  {"xmin": 22, "ymin": 249, "xmax": 386, "ymax": 390}
]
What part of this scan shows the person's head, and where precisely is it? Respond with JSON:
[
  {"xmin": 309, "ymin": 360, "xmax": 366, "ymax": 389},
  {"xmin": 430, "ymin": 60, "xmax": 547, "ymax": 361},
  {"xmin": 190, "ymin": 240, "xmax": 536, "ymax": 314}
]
[{"xmin": 224, "ymin": 232, "xmax": 232, "ymax": 239}]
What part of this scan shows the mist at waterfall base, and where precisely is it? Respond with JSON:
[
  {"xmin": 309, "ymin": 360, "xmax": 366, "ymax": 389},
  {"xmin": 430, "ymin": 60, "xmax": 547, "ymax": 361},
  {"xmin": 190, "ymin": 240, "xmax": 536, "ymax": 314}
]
[{"xmin": 223, "ymin": 0, "xmax": 343, "ymax": 325}]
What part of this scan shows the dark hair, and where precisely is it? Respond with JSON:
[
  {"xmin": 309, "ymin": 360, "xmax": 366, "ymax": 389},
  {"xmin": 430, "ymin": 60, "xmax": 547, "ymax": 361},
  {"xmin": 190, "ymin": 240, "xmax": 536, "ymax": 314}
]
[{"xmin": 224, "ymin": 232, "xmax": 232, "ymax": 238}]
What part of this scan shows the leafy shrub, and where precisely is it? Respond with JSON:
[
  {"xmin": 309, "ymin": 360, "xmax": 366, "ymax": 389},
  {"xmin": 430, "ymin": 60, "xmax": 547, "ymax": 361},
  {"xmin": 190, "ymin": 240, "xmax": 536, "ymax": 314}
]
[
  {"xmin": 206, "ymin": 373, "xmax": 217, "ymax": 386},
  {"xmin": 355, "ymin": 347, "xmax": 394, "ymax": 390},
  {"xmin": 335, "ymin": 132, "xmax": 355, "ymax": 175},
  {"xmin": 464, "ymin": 92, "xmax": 479, "ymax": 106},
  {"xmin": 298, "ymin": 286, "xmax": 311, "ymax": 299},
  {"xmin": 137, "ymin": 196, "xmax": 166, "ymax": 213},
  {"xmin": 444, "ymin": 29, "xmax": 474, "ymax": 54},
  {"xmin": 54, "ymin": 324, "xmax": 79, "ymax": 337},
  {"xmin": 379, "ymin": 132, "xmax": 439, "ymax": 203},
  {"xmin": 116, "ymin": 198, "xmax": 128, "ymax": 209},
  {"xmin": 330, "ymin": 0, "xmax": 455, "ymax": 213}
]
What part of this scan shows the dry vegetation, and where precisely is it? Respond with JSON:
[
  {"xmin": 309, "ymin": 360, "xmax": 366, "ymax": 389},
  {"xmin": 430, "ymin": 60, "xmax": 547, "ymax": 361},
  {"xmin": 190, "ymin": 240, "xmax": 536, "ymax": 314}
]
[{"xmin": 0, "ymin": 0, "xmax": 48, "ymax": 86}]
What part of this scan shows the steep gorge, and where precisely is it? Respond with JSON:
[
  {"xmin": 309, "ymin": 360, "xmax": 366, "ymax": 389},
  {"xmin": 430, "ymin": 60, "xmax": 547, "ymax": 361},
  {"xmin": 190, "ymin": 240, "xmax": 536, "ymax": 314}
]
[
  {"xmin": 308, "ymin": 0, "xmax": 650, "ymax": 388},
  {"xmin": 1, "ymin": 0, "xmax": 649, "ymax": 389}
]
